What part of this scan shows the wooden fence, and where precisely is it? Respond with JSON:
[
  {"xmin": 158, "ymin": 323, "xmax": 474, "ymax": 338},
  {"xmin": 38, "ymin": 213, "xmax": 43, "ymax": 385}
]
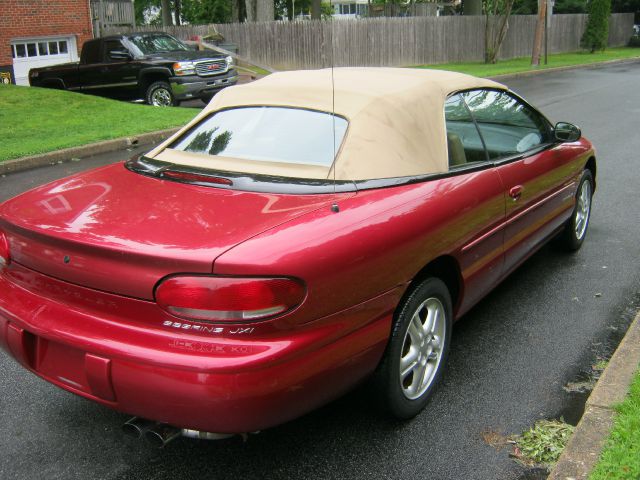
[
  {"xmin": 104, "ymin": 13, "xmax": 634, "ymax": 70},
  {"xmin": 92, "ymin": 1, "xmax": 135, "ymax": 37}
]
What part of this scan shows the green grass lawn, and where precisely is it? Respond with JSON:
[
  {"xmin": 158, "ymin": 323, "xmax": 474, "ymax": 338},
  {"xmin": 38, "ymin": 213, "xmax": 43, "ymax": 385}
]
[
  {"xmin": 0, "ymin": 85, "xmax": 197, "ymax": 162},
  {"xmin": 414, "ymin": 47, "xmax": 640, "ymax": 78},
  {"xmin": 590, "ymin": 370, "xmax": 640, "ymax": 480}
]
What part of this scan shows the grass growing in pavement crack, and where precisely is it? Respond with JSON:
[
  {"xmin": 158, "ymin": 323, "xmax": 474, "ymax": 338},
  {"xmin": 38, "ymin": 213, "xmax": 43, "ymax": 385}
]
[{"xmin": 511, "ymin": 419, "xmax": 575, "ymax": 469}]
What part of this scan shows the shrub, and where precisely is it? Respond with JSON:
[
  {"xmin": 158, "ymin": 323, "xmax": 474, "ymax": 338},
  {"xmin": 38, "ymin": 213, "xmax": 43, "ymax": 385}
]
[{"xmin": 581, "ymin": 0, "xmax": 612, "ymax": 52}]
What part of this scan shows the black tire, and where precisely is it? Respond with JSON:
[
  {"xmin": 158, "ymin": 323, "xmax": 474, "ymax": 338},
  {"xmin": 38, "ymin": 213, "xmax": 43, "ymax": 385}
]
[
  {"xmin": 145, "ymin": 81, "xmax": 176, "ymax": 107},
  {"xmin": 374, "ymin": 277, "xmax": 452, "ymax": 419},
  {"xmin": 558, "ymin": 169, "xmax": 594, "ymax": 251},
  {"xmin": 200, "ymin": 93, "xmax": 215, "ymax": 105}
]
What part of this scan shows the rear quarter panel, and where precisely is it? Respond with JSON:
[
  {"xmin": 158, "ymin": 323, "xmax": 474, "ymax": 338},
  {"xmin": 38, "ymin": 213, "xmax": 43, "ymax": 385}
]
[
  {"xmin": 214, "ymin": 168, "xmax": 507, "ymax": 328},
  {"xmin": 30, "ymin": 63, "xmax": 81, "ymax": 89}
]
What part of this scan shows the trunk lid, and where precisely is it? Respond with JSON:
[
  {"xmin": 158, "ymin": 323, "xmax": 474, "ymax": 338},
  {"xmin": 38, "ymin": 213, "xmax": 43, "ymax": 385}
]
[{"xmin": 0, "ymin": 163, "xmax": 346, "ymax": 300}]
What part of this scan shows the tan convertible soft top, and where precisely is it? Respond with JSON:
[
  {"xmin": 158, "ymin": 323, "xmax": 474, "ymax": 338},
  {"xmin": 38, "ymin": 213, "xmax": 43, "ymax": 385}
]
[{"xmin": 147, "ymin": 68, "xmax": 505, "ymax": 181}]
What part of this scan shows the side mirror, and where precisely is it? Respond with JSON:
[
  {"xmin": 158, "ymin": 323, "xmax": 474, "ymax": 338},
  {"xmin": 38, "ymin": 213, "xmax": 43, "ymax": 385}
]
[
  {"xmin": 554, "ymin": 122, "xmax": 581, "ymax": 142},
  {"xmin": 109, "ymin": 49, "xmax": 132, "ymax": 60}
]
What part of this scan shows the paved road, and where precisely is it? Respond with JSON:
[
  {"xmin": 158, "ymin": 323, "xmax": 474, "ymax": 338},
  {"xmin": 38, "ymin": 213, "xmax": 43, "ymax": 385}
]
[{"xmin": 1, "ymin": 63, "xmax": 639, "ymax": 480}]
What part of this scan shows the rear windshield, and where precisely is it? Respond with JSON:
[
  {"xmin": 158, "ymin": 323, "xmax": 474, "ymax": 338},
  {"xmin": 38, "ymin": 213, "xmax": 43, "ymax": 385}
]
[{"xmin": 171, "ymin": 107, "xmax": 348, "ymax": 167}]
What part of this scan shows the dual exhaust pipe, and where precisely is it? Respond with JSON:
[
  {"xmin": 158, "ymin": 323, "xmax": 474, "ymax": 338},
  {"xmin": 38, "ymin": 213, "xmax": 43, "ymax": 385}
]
[{"xmin": 123, "ymin": 417, "xmax": 235, "ymax": 448}]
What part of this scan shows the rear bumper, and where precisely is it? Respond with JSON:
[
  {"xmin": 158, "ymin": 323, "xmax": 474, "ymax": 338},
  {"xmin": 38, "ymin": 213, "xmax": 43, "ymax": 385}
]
[
  {"xmin": 169, "ymin": 70, "xmax": 238, "ymax": 101},
  {"xmin": 0, "ymin": 264, "xmax": 396, "ymax": 433}
]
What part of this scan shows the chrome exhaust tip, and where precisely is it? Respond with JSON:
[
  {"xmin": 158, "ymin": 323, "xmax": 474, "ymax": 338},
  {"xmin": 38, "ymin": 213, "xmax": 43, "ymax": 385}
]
[
  {"xmin": 144, "ymin": 423, "xmax": 183, "ymax": 448},
  {"xmin": 122, "ymin": 417, "xmax": 157, "ymax": 439},
  {"xmin": 124, "ymin": 417, "xmax": 256, "ymax": 447},
  {"xmin": 181, "ymin": 429, "xmax": 235, "ymax": 441}
]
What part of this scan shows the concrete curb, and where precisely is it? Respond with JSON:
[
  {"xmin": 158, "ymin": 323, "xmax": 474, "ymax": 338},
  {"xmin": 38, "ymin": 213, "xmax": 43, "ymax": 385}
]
[
  {"xmin": 549, "ymin": 310, "xmax": 640, "ymax": 480},
  {"xmin": 0, "ymin": 127, "xmax": 180, "ymax": 176},
  {"xmin": 489, "ymin": 56, "xmax": 640, "ymax": 82}
]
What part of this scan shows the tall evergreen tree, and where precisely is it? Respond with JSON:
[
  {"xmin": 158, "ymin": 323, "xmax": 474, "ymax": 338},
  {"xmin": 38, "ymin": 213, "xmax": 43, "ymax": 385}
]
[{"xmin": 581, "ymin": 0, "xmax": 612, "ymax": 52}]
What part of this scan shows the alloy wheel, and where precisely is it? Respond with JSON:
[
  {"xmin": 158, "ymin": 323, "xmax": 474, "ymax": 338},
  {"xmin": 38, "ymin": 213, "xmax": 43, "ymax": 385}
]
[
  {"xmin": 399, "ymin": 297, "xmax": 446, "ymax": 400},
  {"xmin": 574, "ymin": 179, "xmax": 592, "ymax": 240},
  {"xmin": 151, "ymin": 88, "xmax": 173, "ymax": 107}
]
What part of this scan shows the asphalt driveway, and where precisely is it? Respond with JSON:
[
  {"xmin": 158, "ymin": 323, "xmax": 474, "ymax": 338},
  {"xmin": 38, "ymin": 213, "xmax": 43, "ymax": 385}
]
[{"xmin": 0, "ymin": 62, "xmax": 639, "ymax": 480}]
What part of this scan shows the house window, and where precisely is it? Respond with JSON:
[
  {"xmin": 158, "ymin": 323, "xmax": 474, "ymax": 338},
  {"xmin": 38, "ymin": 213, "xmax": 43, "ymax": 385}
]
[{"xmin": 11, "ymin": 39, "xmax": 70, "ymax": 59}]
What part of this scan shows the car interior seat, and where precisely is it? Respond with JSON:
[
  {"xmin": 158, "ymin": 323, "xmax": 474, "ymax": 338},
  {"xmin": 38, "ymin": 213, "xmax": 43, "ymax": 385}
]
[{"xmin": 447, "ymin": 132, "xmax": 467, "ymax": 168}]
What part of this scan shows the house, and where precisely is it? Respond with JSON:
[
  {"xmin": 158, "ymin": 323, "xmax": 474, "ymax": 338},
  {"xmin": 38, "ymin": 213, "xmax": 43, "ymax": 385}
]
[
  {"xmin": 330, "ymin": 0, "xmax": 445, "ymax": 19},
  {"xmin": 1, "ymin": 0, "xmax": 134, "ymax": 86},
  {"xmin": 331, "ymin": 0, "xmax": 370, "ymax": 18}
]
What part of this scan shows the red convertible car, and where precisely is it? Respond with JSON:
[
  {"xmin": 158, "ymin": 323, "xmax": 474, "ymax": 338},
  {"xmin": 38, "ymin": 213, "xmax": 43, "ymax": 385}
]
[{"xmin": 0, "ymin": 68, "xmax": 595, "ymax": 446}]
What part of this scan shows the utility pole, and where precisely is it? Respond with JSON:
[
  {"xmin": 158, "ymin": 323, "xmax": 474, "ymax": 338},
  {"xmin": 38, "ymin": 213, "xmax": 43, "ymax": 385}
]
[
  {"xmin": 544, "ymin": 0, "xmax": 548, "ymax": 65},
  {"xmin": 531, "ymin": 0, "xmax": 547, "ymax": 66}
]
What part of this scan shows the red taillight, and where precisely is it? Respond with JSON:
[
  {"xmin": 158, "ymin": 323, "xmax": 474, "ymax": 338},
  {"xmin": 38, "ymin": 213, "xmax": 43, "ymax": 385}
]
[
  {"xmin": 0, "ymin": 230, "xmax": 10, "ymax": 269},
  {"xmin": 155, "ymin": 276, "xmax": 305, "ymax": 322}
]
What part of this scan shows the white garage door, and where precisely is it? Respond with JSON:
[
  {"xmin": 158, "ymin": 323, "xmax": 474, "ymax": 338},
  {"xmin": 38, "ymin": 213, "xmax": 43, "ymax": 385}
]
[{"xmin": 11, "ymin": 36, "xmax": 78, "ymax": 86}]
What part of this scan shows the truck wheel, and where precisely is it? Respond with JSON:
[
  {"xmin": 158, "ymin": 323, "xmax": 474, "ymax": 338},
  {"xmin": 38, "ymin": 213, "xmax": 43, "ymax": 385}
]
[
  {"xmin": 373, "ymin": 277, "xmax": 452, "ymax": 419},
  {"xmin": 201, "ymin": 93, "xmax": 215, "ymax": 105},
  {"xmin": 145, "ymin": 81, "xmax": 176, "ymax": 107}
]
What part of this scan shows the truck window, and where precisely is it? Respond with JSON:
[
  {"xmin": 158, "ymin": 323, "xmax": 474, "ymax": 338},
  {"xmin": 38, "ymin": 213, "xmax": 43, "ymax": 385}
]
[
  {"xmin": 81, "ymin": 40, "xmax": 101, "ymax": 64},
  {"xmin": 104, "ymin": 40, "xmax": 126, "ymax": 62}
]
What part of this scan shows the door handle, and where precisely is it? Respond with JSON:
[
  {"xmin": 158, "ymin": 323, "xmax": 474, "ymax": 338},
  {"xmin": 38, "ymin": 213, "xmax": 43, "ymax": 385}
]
[{"xmin": 509, "ymin": 185, "xmax": 524, "ymax": 201}]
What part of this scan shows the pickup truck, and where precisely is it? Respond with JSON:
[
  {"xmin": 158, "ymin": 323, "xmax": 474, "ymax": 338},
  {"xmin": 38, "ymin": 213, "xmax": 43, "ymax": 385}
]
[{"xmin": 28, "ymin": 32, "xmax": 238, "ymax": 106}]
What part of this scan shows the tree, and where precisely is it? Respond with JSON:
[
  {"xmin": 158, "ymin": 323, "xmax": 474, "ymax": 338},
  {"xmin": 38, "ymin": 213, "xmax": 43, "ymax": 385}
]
[
  {"xmin": 161, "ymin": 0, "xmax": 173, "ymax": 25},
  {"xmin": 136, "ymin": 0, "xmax": 253, "ymax": 24},
  {"xmin": 581, "ymin": 0, "xmax": 612, "ymax": 52},
  {"xmin": 484, "ymin": 0, "xmax": 516, "ymax": 64},
  {"xmin": 555, "ymin": 0, "xmax": 588, "ymax": 13},
  {"xmin": 182, "ymin": 0, "xmax": 232, "ymax": 23},
  {"xmin": 232, "ymin": 0, "xmax": 248, "ymax": 22},
  {"xmin": 511, "ymin": 0, "xmax": 537, "ymax": 13},
  {"xmin": 610, "ymin": 0, "xmax": 640, "ymax": 22},
  {"xmin": 244, "ymin": 0, "xmax": 275, "ymax": 21},
  {"xmin": 311, "ymin": 0, "xmax": 322, "ymax": 19},
  {"xmin": 464, "ymin": 0, "xmax": 484, "ymax": 15},
  {"xmin": 512, "ymin": 0, "xmax": 588, "ymax": 13}
]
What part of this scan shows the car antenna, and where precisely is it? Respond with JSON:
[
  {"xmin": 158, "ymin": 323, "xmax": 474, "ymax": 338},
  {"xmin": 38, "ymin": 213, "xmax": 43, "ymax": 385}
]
[{"xmin": 330, "ymin": 19, "xmax": 339, "ymax": 214}]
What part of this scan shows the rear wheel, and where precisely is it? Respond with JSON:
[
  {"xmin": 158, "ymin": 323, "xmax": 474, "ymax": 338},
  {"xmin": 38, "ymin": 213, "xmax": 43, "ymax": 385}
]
[
  {"xmin": 558, "ymin": 169, "xmax": 593, "ymax": 251},
  {"xmin": 374, "ymin": 277, "xmax": 452, "ymax": 419},
  {"xmin": 145, "ymin": 81, "xmax": 176, "ymax": 107}
]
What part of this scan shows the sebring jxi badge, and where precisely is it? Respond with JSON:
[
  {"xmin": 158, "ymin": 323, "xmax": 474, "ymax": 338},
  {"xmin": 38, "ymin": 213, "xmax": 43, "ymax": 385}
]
[{"xmin": 162, "ymin": 320, "xmax": 255, "ymax": 335}]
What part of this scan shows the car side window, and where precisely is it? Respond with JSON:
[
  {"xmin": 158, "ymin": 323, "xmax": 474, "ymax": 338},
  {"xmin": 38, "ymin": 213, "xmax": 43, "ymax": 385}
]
[
  {"xmin": 461, "ymin": 89, "xmax": 551, "ymax": 160},
  {"xmin": 104, "ymin": 40, "xmax": 126, "ymax": 62},
  {"xmin": 444, "ymin": 94, "xmax": 488, "ymax": 168}
]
